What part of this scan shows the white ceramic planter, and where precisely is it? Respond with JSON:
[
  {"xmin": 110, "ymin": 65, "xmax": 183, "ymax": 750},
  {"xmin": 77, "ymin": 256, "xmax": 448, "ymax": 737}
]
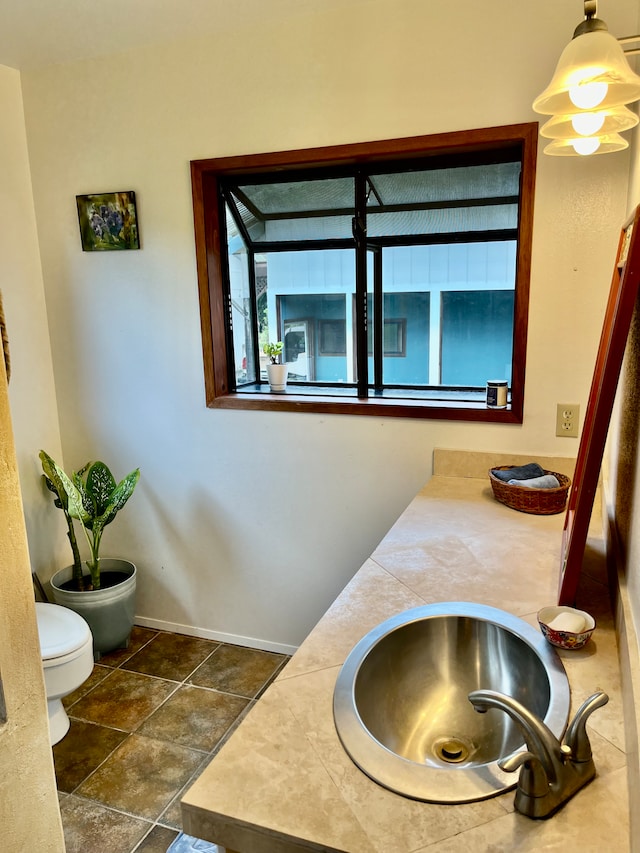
[
  {"xmin": 266, "ymin": 362, "xmax": 288, "ymax": 392},
  {"xmin": 49, "ymin": 558, "xmax": 136, "ymax": 660}
]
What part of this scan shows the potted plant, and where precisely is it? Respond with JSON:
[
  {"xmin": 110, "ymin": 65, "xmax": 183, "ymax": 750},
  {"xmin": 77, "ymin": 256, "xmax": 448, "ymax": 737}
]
[
  {"xmin": 263, "ymin": 341, "xmax": 288, "ymax": 392},
  {"xmin": 40, "ymin": 450, "xmax": 140, "ymax": 658}
]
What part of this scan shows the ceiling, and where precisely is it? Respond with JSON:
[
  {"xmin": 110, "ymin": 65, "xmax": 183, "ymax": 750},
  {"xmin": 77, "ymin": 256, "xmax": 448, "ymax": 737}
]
[{"xmin": 0, "ymin": 0, "xmax": 345, "ymax": 71}]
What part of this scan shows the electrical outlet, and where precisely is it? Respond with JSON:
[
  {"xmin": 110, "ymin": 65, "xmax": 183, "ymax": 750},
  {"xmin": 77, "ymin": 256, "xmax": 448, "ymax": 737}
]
[{"xmin": 556, "ymin": 403, "xmax": 580, "ymax": 438}]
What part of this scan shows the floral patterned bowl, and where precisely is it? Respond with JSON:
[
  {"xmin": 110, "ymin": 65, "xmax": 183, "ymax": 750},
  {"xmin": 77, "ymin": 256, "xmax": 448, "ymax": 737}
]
[{"xmin": 537, "ymin": 606, "xmax": 595, "ymax": 650}]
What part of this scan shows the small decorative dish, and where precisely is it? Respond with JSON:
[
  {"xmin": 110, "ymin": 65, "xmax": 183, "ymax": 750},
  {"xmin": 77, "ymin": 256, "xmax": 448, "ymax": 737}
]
[{"xmin": 537, "ymin": 605, "xmax": 595, "ymax": 650}]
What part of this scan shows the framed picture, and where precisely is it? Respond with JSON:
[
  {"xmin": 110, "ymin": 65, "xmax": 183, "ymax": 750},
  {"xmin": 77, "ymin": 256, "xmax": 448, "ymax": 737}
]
[{"xmin": 76, "ymin": 191, "xmax": 140, "ymax": 251}]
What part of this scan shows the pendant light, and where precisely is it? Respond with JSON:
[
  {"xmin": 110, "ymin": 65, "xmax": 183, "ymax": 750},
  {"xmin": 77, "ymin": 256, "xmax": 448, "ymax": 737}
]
[
  {"xmin": 543, "ymin": 133, "xmax": 629, "ymax": 157},
  {"xmin": 540, "ymin": 105, "xmax": 638, "ymax": 140},
  {"xmin": 533, "ymin": 1, "xmax": 640, "ymax": 156}
]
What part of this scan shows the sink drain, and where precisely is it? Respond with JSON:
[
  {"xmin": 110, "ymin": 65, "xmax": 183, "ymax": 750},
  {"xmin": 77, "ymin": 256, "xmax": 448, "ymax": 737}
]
[{"xmin": 434, "ymin": 737, "xmax": 471, "ymax": 764}]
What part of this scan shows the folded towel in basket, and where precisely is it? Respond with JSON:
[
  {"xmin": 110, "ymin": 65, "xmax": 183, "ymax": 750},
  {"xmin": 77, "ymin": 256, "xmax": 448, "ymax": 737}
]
[
  {"xmin": 508, "ymin": 474, "xmax": 560, "ymax": 489},
  {"xmin": 492, "ymin": 462, "xmax": 545, "ymax": 482}
]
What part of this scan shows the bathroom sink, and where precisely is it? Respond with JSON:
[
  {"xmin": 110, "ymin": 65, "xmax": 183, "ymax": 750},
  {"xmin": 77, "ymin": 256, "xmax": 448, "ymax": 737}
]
[{"xmin": 333, "ymin": 602, "xmax": 570, "ymax": 803}]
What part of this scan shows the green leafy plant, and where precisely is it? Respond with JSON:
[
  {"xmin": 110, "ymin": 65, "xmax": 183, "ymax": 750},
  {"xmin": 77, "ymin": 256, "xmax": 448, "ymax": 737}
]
[
  {"xmin": 263, "ymin": 341, "xmax": 283, "ymax": 364},
  {"xmin": 40, "ymin": 450, "xmax": 140, "ymax": 591}
]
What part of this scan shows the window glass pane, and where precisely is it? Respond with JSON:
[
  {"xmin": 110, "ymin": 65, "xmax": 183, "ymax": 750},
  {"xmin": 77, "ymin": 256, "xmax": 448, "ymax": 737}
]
[
  {"xmin": 367, "ymin": 292, "xmax": 429, "ymax": 384},
  {"xmin": 367, "ymin": 163, "xmax": 520, "ymax": 238},
  {"xmin": 441, "ymin": 290, "xmax": 515, "ymax": 386},
  {"xmin": 230, "ymin": 177, "xmax": 355, "ymax": 242},
  {"xmin": 226, "ymin": 204, "xmax": 256, "ymax": 385},
  {"xmin": 262, "ymin": 249, "xmax": 355, "ymax": 383},
  {"xmin": 383, "ymin": 293, "xmax": 428, "ymax": 383},
  {"xmin": 265, "ymin": 215, "xmax": 354, "ymax": 242},
  {"xmin": 367, "ymin": 204, "xmax": 518, "ymax": 237},
  {"xmin": 369, "ymin": 163, "xmax": 522, "ymax": 206},
  {"xmin": 381, "ymin": 243, "xmax": 516, "ymax": 387},
  {"xmin": 254, "ymin": 256, "xmax": 269, "ymax": 381}
]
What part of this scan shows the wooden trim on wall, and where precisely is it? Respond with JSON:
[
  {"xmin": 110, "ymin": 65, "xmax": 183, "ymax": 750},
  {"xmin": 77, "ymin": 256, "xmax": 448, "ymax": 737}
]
[{"xmin": 559, "ymin": 204, "xmax": 640, "ymax": 605}]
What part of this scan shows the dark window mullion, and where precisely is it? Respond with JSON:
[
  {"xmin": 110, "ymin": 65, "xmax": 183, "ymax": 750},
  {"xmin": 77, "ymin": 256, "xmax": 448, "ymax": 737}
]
[
  {"xmin": 250, "ymin": 238, "xmax": 354, "ymax": 253},
  {"xmin": 365, "ymin": 229, "xmax": 518, "ymax": 249},
  {"xmin": 247, "ymin": 251, "xmax": 261, "ymax": 385},
  {"xmin": 372, "ymin": 247, "xmax": 383, "ymax": 390},
  {"xmin": 223, "ymin": 187, "xmax": 255, "ymax": 250},
  {"xmin": 218, "ymin": 192, "xmax": 236, "ymax": 390},
  {"xmin": 354, "ymin": 173, "xmax": 369, "ymax": 398}
]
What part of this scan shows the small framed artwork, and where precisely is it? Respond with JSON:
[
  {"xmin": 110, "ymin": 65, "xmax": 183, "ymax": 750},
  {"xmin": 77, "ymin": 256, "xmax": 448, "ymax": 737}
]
[{"xmin": 76, "ymin": 191, "xmax": 140, "ymax": 251}]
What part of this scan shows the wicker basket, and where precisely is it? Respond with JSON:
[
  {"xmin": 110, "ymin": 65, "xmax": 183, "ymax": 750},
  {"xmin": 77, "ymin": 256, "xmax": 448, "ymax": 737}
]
[{"xmin": 488, "ymin": 467, "xmax": 571, "ymax": 515}]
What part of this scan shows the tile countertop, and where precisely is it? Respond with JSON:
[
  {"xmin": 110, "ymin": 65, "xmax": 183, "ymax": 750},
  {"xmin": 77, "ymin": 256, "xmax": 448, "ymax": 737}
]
[{"xmin": 182, "ymin": 461, "xmax": 629, "ymax": 853}]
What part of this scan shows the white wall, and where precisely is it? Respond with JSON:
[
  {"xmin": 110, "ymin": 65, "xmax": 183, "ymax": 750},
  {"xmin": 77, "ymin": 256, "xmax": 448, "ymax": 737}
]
[
  {"xmin": 13, "ymin": 0, "xmax": 637, "ymax": 649},
  {"xmin": 0, "ymin": 62, "xmax": 66, "ymax": 575},
  {"xmin": 0, "ymin": 62, "xmax": 65, "ymax": 853}
]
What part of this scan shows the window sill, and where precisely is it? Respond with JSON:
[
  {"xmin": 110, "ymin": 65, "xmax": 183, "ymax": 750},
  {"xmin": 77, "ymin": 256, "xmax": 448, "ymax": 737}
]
[{"xmin": 210, "ymin": 389, "xmax": 522, "ymax": 423}]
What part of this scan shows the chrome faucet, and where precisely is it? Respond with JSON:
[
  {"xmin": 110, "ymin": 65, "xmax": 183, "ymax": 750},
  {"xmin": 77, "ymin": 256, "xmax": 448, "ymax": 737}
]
[{"xmin": 468, "ymin": 689, "xmax": 609, "ymax": 819}]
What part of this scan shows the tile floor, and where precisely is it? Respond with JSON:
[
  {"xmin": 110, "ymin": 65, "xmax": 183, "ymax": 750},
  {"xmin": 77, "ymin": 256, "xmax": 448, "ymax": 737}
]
[{"xmin": 54, "ymin": 626, "xmax": 289, "ymax": 853}]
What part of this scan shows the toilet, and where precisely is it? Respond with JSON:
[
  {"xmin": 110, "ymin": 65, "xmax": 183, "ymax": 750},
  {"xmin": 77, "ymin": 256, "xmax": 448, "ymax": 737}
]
[{"xmin": 35, "ymin": 602, "xmax": 94, "ymax": 745}]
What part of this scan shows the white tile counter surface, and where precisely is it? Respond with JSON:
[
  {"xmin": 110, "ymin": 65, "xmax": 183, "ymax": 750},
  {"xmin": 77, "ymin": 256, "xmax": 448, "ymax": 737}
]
[{"xmin": 182, "ymin": 453, "xmax": 629, "ymax": 852}]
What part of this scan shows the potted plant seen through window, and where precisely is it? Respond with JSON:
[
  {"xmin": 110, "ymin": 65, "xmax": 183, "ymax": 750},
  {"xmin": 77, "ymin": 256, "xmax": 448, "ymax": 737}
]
[
  {"xmin": 40, "ymin": 450, "xmax": 140, "ymax": 659},
  {"xmin": 264, "ymin": 341, "xmax": 288, "ymax": 392}
]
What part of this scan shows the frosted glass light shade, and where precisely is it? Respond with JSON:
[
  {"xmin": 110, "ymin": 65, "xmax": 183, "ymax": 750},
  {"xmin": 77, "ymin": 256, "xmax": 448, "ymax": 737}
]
[
  {"xmin": 540, "ymin": 105, "xmax": 639, "ymax": 139},
  {"xmin": 573, "ymin": 136, "xmax": 602, "ymax": 155},
  {"xmin": 571, "ymin": 112, "xmax": 605, "ymax": 135},
  {"xmin": 544, "ymin": 133, "xmax": 629, "ymax": 156},
  {"xmin": 533, "ymin": 30, "xmax": 640, "ymax": 115}
]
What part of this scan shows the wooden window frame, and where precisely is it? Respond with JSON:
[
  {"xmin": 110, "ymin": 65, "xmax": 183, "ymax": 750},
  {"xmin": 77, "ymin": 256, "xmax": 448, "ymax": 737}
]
[{"xmin": 190, "ymin": 123, "xmax": 537, "ymax": 422}]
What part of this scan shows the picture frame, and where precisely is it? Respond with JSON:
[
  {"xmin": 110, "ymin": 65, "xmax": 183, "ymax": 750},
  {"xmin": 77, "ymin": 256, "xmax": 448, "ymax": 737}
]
[{"xmin": 76, "ymin": 191, "xmax": 140, "ymax": 251}]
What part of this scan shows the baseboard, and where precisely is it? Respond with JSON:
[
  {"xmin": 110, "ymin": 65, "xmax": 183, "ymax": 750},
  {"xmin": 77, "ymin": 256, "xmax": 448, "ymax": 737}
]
[
  {"xmin": 603, "ymin": 489, "xmax": 640, "ymax": 853},
  {"xmin": 134, "ymin": 615, "xmax": 298, "ymax": 657}
]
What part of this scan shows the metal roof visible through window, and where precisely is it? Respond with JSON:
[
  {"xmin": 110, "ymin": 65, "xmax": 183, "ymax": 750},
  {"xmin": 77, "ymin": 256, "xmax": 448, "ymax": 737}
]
[{"xmin": 225, "ymin": 160, "xmax": 522, "ymax": 244}]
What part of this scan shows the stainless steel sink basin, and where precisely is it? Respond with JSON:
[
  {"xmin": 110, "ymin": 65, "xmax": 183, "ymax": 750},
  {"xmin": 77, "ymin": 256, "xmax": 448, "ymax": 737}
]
[{"xmin": 333, "ymin": 602, "xmax": 570, "ymax": 803}]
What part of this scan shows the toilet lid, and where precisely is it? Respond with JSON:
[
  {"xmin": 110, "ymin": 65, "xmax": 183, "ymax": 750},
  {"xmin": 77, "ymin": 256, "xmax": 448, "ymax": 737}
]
[{"xmin": 35, "ymin": 602, "xmax": 92, "ymax": 660}]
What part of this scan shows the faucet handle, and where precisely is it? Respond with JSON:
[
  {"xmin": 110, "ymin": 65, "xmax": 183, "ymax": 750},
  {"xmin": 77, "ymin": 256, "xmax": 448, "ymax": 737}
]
[
  {"xmin": 563, "ymin": 691, "xmax": 609, "ymax": 762},
  {"xmin": 499, "ymin": 751, "xmax": 549, "ymax": 798}
]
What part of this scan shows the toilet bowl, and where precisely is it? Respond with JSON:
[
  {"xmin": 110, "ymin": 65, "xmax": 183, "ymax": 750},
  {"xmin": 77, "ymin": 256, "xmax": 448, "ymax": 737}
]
[{"xmin": 35, "ymin": 602, "xmax": 94, "ymax": 745}]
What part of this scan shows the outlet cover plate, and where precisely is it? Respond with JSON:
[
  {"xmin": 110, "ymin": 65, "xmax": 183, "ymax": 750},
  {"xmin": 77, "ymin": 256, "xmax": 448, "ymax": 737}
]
[{"xmin": 556, "ymin": 403, "xmax": 580, "ymax": 438}]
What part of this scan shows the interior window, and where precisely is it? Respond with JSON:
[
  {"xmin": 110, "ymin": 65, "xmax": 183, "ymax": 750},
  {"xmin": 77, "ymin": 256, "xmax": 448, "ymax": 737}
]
[{"xmin": 191, "ymin": 124, "xmax": 536, "ymax": 422}]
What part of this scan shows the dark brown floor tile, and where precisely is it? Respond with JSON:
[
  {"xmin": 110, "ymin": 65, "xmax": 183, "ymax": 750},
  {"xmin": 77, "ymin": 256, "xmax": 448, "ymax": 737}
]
[
  {"xmin": 53, "ymin": 718, "xmax": 128, "ymax": 793},
  {"xmin": 99, "ymin": 626, "xmax": 159, "ymax": 668},
  {"xmin": 157, "ymin": 794, "xmax": 183, "ymax": 831},
  {"xmin": 135, "ymin": 824, "xmax": 180, "ymax": 852},
  {"xmin": 56, "ymin": 631, "xmax": 278, "ymax": 851},
  {"xmin": 210, "ymin": 699, "xmax": 255, "ymax": 757},
  {"xmin": 68, "ymin": 668, "xmax": 177, "ymax": 731},
  {"xmin": 76, "ymin": 733, "xmax": 204, "ymax": 821},
  {"xmin": 122, "ymin": 632, "xmax": 219, "ymax": 682},
  {"xmin": 59, "ymin": 794, "xmax": 151, "ymax": 853},
  {"xmin": 138, "ymin": 684, "xmax": 249, "ymax": 752},
  {"xmin": 63, "ymin": 664, "xmax": 111, "ymax": 708},
  {"xmin": 188, "ymin": 644, "xmax": 286, "ymax": 698},
  {"xmin": 157, "ymin": 749, "xmax": 214, "ymax": 831}
]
